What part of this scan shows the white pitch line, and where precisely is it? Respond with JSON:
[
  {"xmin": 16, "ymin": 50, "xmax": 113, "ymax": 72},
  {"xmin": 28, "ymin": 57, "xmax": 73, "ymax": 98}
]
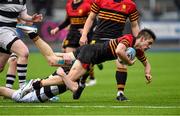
[{"xmin": 0, "ymin": 105, "xmax": 180, "ymax": 109}]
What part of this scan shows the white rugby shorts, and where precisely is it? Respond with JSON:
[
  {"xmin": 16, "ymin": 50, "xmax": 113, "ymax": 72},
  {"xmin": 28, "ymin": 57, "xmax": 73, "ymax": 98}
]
[
  {"xmin": 12, "ymin": 89, "xmax": 40, "ymax": 103},
  {"xmin": 0, "ymin": 27, "xmax": 18, "ymax": 50}
]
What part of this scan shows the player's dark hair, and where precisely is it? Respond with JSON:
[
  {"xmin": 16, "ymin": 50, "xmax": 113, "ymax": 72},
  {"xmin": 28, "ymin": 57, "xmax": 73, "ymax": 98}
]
[{"xmin": 137, "ymin": 29, "xmax": 156, "ymax": 41}]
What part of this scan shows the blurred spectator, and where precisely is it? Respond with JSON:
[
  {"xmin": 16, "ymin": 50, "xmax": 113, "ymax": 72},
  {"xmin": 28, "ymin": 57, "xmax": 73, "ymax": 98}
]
[
  {"xmin": 174, "ymin": 0, "xmax": 180, "ymax": 20},
  {"xmin": 32, "ymin": 0, "xmax": 54, "ymax": 17}
]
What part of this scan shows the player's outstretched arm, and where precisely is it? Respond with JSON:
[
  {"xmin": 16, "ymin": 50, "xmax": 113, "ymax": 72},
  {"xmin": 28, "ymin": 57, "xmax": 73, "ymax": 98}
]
[
  {"xmin": 142, "ymin": 59, "xmax": 152, "ymax": 84},
  {"xmin": 16, "ymin": 24, "xmax": 76, "ymax": 67},
  {"xmin": 28, "ymin": 33, "xmax": 64, "ymax": 66}
]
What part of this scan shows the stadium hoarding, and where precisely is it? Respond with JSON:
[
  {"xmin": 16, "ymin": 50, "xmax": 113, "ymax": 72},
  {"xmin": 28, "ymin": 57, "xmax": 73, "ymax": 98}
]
[{"xmin": 140, "ymin": 21, "xmax": 180, "ymax": 40}]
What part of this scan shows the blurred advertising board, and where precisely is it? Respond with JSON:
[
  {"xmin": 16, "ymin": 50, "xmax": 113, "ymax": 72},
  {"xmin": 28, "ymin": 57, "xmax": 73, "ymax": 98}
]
[{"xmin": 140, "ymin": 21, "xmax": 180, "ymax": 40}]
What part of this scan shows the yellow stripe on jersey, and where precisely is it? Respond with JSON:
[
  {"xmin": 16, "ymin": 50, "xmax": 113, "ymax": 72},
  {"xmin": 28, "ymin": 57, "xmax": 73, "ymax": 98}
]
[
  {"xmin": 70, "ymin": 17, "xmax": 87, "ymax": 25},
  {"xmin": 98, "ymin": 11, "xmax": 127, "ymax": 23},
  {"xmin": 100, "ymin": 11, "xmax": 127, "ymax": 19},
  {"xmin": 120, "ymin": 39, "xmax": 130, "ymax": 47},
  {"xmin": 138, "ymin": 56, "xmax": 147, "ymax": 62},
  {"xmin": 98, "ymin": 13, "xmax": 126, "ymax": 21},
  {"xmin": 129, "ymin": 10, "xmax": 139, "ymax": 22},
  {"xmin": 98, "ymin": 16, "xmax": 126, "ymax": 23},
  {"xmin": 91, "ymin": 3, "xmax": 100, "ymax": 14}
]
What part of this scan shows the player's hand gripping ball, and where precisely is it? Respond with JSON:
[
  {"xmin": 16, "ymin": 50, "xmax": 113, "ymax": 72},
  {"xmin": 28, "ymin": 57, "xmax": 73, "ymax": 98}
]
[{"xmin": 118, "ymin": 47, "xmax": 136, "ymax": 65}]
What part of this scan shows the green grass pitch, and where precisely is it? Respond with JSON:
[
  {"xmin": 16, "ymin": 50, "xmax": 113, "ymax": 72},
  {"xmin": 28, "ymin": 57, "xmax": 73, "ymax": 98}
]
[{"xmin": 0, "ymin": 52, "xmax": 180, "ymax": 115}]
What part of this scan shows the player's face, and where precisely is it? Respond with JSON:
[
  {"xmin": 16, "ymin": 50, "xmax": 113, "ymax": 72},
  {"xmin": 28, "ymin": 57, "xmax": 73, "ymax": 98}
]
[{"xmin": 138, "ymin": 37, "xmax": 154, "ymax": 51}]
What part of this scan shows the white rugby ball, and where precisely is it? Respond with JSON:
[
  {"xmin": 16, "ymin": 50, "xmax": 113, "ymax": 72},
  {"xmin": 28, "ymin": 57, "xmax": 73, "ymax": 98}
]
[
  {"xmin": 126, "ymin": 47, "xmax": 136, "ymax": 60},
  {"xmin": 117, "ymin": 47, "xmax": 136, "ymax": 65}
]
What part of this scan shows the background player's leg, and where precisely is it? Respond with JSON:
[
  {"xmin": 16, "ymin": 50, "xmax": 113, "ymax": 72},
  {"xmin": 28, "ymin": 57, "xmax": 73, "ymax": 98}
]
[
  {"xmin": 10, "ymin": 39, "xmax": 29, "ymax": 88},
  {"xmin": 115, "ymin": 60, "xmax": 128, "ymax": 101},
  {"xmin": 5, "ymin": 54, "xmax": 17, "ymax": 89}
]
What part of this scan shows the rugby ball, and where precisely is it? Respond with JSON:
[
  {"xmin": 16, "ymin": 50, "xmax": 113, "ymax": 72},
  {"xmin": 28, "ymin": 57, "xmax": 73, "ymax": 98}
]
[
  {"xmin": 118, "ymin": 47, "xmax": 136, "ymax": 64},
  {"xmin": 126, "ymin": 47, "xmax": 136, "ymax": 60}
]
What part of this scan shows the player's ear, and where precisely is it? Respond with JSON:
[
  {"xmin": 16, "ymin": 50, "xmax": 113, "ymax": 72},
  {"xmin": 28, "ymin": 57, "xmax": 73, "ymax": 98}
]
[{"xmin": 140, "ymin": 37, "xmax": 145, "ymax": 42}]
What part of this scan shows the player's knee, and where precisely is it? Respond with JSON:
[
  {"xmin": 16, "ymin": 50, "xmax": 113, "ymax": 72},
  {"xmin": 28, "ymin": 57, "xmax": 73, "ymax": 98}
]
[
  {"xmin": 22, "ymin": 50, "xmax": 29, "ymax": 59},
  {"xmin": 18, "ymin": 49, "xmax": 29, "ymax": 59}
]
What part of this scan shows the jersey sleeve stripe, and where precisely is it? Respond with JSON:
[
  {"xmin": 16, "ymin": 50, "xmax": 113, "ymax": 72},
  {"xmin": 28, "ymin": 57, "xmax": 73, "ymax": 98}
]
[
  {"xmin": 138, "ymin": 56, "xmax": 147, "ymax": 62},
  {"xmin": 129, "ymin": 11, "xmax": 139, "ymax": 22},
  {"xmin": 120, "ymin": 39, "xmax": 130, "ymax": 47},
  {"xmin": 91, "ymin": 3, "xmax": 100, "ymax": 14}
]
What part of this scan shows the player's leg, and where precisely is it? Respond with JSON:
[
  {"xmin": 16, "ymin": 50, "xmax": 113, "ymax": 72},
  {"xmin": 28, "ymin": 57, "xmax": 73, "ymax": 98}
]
[
  {"xmin": 5, "ymin": 53, "xmax": 17, "ymax": 89},
  {"xmin": 73, "ymin": 65, "xmax": 95, "ymax": 99},
  {"xmin": 33, "ymin": 61, "xmax": 87, "ymax": 93},
  {"xmin": 20, "ymin": 67, "xmax": 69, "ymax": 98},
  {"xmin": 73, "ymin": 71, "xmax": 89, "ymax": 99},
  {"xmin": 115, "ymin": 60, "xmax": 128, "ymax": 101},
  {"xmin": 0, "ymin": 87, "xmax": 16, "ymax": 99},
  {"xmin": 1, "ymin": 87, "xmax": 39, "ymax": 103},
  {"xmin": 10, "ymin": 39, "xmax": 29, "ymax": 88},
  {"xmin": 58, "ymin": 60, "xmax": 87, "ymax": 93},
  {"xmin": 33, "ymin": 68, "xmax": 67, "ymax": 102},
  {"xmin": 63, "ymin": 39, "xmax": 88, "ymax": 98},
  {"xmin": 20, "ymin": 84, "xmax": 67, "ymax": 103}
]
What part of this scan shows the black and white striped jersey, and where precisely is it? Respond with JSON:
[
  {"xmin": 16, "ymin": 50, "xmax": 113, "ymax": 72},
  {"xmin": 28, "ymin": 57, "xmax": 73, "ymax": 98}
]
[{"xmin": 0, "ymin": 0, "xmax": 26, "ymax": 27}]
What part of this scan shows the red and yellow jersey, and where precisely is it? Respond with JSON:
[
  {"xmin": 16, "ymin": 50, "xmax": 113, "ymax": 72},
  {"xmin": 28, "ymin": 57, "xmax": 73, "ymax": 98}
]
[
  {"xmin": 91, "ymin": 0, "xmax": 139, "ymax": 39},
  {"xmin": 66, "ymin": 0, "xmax": 93, "ymax": 27},
  {"xmin": 108, "ymin": 34, "xmax": 147, "ymax": 63}
]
